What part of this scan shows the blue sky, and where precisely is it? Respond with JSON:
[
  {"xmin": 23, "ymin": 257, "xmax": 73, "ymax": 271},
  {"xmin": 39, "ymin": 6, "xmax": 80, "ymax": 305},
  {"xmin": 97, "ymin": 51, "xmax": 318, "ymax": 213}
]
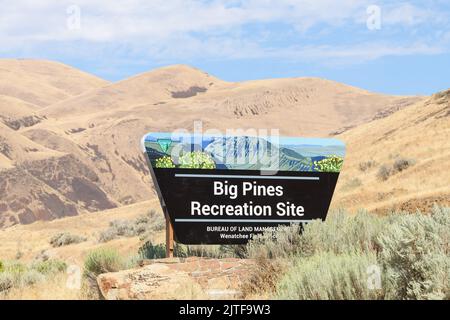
[{"xmin": 1, "ymin": 0, "xmax": 449, "ymax": 95}]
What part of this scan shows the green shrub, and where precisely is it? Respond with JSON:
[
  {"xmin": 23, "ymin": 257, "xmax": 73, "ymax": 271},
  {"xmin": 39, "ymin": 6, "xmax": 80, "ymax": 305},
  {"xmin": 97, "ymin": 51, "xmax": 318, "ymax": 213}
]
[
  {"xmin": 31, "ymin": 259, "xmax": 67, "ymax": 275},
  {"xmin": 185, "ymin": 245, "xmax": 226, "ymax": 258},
  {"xmin": 98, "ymin": 220, "xmax": 135, "ymax": 242},
  {"xmin": 215, "ymin": 245, "xmax": 247, "ymax": 259},
  {"xmin": 393, "ymin": 157, "xmax": 415, "ymax": 172},
  {"xmin": 244, "ymin": 226, "xmax": 307, "ymax": 297},
  {"xmin": 246, "ymin": 224, "xmax": 303, "ymax": 259},
  {"xmin": 50, "ymin": 232, "xmax": 87, "ymax": 247},
  {"xmin": 430, "ymin": 205, "xmax": 450, "ymax": 227},
  {"xmin": 98, "ymin": 210, "xmax": 164, "ymax": 243},
  {"xmin": 97, "ymin": 228, "xmax": 118, "ymax": 243},
  {"xmin": 19, "ymin": 270, "xmax": 45, "ymax": 287},
  {"xmin": 247, "ymin": 206, "xmax": 449, "ymax": 300},
  {"xmin": 84, "ymin": 248, "xmax": 124, "ymax": 278},
  {"xmin": 179, "ymin": 151, "xmax": 216, "ymax": 169},
  {"xmin": 301, "ymin": 210, "xmax": 385, "ymax": 256},
  {"xmin": 82, "ymin": 248, "xmax": 138, "ymax": 299},
  {"xmin": 359, "ymin": 160, "xmax": 377, "ymax": 172},
  {"xmin": 377, "ymin": 164, "xmax": 392, "ymax": 181},
  {"xmin": 2, "ymin": 261, "xmax": 26, "ymax": 275},
  {"xmin": 135, "ymin": 210, "xmax": 165, "ymax": 238},
  {"xmin": 314, "ymin": 155, "xmax": 344, "ymax": 172},
  {"xmin": 178, "ymin": 244, "xmax": 247, "ymax": 259},
  {"xmin": 134, "ymin": 214, "xmax": 151, "ymax": 235},
  {"xmin": 0, "ymin": 261, "xmax": 3, "ymax": 273},
  {"xmin": 376, "ymin": 209, "xmax": 449, "ymax": 300},
  {"xmin": 138, "ymin": 241, "xmax": 247, "ymax": 260},
  {"xmin": 246, "ymin": 210, "xmax": 384, "ymax": 260},
  {"xmin": 275, "ymin": 252, "xmax": 381, "ymax": 300},
  {"xmin": 122, "ymin": 255, "xmax": 142, "ymax": 270},
  {"xmin": 0, "ymin": 259, "xmax": 68, "ymax": 293},
  {"xmin": 377, "ymin": 157, "xmax": 416, "ymax": 181},
  {"xmin": 139, "ymin": 241, "xmax": 166, "ymax": 259}
]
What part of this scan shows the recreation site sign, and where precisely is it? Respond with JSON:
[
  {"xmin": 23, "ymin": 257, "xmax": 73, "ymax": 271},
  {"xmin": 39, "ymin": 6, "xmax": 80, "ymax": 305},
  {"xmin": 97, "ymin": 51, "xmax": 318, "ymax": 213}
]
[{"xmin": 141, "ymin": 132, "xmax": 346, "ymax": 244}]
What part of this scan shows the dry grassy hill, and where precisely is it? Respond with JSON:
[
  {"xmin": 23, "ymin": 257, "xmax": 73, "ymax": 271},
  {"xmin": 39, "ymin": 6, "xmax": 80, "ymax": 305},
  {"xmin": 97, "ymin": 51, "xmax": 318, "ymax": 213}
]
[
  {"xmin": 0, "ymin": 59, "xmax": 109, "ymax": 131},
  {"xmin": 0, "ymin": 60, "xmax": 113, "ymax": 227},
  {"xmin": 0, "ymin": 59, "xmax": 109, "ymax": 107},
  {"xmin": 0, "ymin": 59, "xmax": 440, "ymax": 229},
  {"xmin": 332, "ymin": 89, "xmax": 450, "ymax": 213},
  {"xmin": 0, "ymin": 122, "xmax": 62, "ymax": 168},
  {"xmin": 0, "ymin": 59, "xmax": 109, "ymax": 132}
]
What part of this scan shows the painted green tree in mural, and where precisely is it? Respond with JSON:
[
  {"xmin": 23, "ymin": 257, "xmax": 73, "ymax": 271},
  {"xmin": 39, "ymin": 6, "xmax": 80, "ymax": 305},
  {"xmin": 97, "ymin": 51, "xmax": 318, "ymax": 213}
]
[
  {"xmin": 155, "ymin": 155, "xmax": 175, "ymax": 168},
  {"xmin": 314, "ymin": 155, "xmax": 344, "ymax": 172},
  {"xmin": 179, "ymin": 151, "xmax": 216, "ymax": 169}
]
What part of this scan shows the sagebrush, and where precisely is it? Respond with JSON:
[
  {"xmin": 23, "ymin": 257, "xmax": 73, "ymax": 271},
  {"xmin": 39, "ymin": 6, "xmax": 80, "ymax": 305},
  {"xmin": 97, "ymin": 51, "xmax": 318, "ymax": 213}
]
[
  {"xmin": 98, "ymin": 209, "xmax": 164, "ymax": 243},
  {"xmin": 0, "ymin": 259, "xmax": 67, "ymax": 295},
  {"xmin": 50, "ymin": 232, "xmax": 87, "ymax": 247},
  {"xmin": 243, "ymin": 205, "xmax": 449, "ymax": 300},
  {"xmin": 275, "ymin": 252, "xmax": 381, "ymax": 300}
]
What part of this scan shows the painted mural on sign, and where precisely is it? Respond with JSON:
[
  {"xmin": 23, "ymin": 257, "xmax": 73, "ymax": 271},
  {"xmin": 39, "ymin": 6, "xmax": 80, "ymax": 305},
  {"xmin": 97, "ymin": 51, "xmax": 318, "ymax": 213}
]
[{"xmin": 142, "ymin": 133, "xmax": 345, "ymax": 173}]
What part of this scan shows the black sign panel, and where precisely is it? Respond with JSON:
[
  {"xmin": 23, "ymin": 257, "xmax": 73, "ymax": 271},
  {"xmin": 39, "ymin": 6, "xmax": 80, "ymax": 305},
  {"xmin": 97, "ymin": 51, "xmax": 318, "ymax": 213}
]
[{"xmin": 152, "ymin": 168, "xmax": 339, "ymax": 244}]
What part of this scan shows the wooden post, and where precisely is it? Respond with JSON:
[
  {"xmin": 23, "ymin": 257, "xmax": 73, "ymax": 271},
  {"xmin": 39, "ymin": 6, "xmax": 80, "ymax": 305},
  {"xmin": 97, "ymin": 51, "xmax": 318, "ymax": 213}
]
[{"xmin": 165, "ymin": 217, "xmax": 174, "ymax": 258}]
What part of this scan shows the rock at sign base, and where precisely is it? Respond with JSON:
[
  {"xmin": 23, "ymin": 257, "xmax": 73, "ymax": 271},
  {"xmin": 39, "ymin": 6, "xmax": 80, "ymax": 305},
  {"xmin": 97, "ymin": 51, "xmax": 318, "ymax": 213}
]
[{"xmin": 97, "ymin": 257, "xmax": 255, "ymax": 300}]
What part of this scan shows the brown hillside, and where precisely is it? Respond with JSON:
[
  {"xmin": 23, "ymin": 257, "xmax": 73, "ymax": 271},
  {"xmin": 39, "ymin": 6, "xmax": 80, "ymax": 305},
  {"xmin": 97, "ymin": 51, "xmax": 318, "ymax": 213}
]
[
  {"xmin": 332, "ymin": 89, "xmax": 450, "ymax": 213},
  {"xmin": 0, "ymin": 61, "xmax": 430, "ymax": 227}
]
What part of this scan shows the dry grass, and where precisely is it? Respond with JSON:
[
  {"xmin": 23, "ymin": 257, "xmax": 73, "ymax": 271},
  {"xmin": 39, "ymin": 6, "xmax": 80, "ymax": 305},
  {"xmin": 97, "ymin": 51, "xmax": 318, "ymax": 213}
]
[
  {"xmin": 0, "ymin": 200, "xmax": 166, "ymax": 300},
  {"xmin": 175, "ymin": 280, "xmax": 208, "ymax": 300},
  {"xmin": 0, "ymin": 200, "xmax": 164, "ymax": 265},
  {"xmin": 333, "ymin": 93, "xmax": 450, "ymax": 213},
  {"xmin": 0, "ymin": 273, "xmax": 87, "ymax": 300},
  {"xmin": 1, "ymin": 207, "xmax": 448, "ymax": 300}
]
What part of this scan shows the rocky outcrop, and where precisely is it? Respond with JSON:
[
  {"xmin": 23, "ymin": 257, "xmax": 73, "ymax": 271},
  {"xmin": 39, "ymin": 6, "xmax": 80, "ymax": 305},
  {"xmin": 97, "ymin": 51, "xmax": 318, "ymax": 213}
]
[{"xmin": 97, "ymin": 257, "xmax": 255, "ymax": 300}]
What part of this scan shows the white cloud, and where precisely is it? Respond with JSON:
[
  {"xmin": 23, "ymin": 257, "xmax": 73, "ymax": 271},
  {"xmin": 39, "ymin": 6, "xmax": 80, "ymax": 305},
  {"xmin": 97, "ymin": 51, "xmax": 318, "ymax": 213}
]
[
  {"xmin": 381, "ymin": 2, "xmax": 446, "ymax": 27},
  {"xmin": 0, "ymin": 0, "xmax": 447, "ymax": 66},
  {"xmin": 0, "ymin": 1, "xmax": 363, "ymax": 42},
  {"xmin": 2, "ymin": 0, "xmax": 443, "ymax": 42}
]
